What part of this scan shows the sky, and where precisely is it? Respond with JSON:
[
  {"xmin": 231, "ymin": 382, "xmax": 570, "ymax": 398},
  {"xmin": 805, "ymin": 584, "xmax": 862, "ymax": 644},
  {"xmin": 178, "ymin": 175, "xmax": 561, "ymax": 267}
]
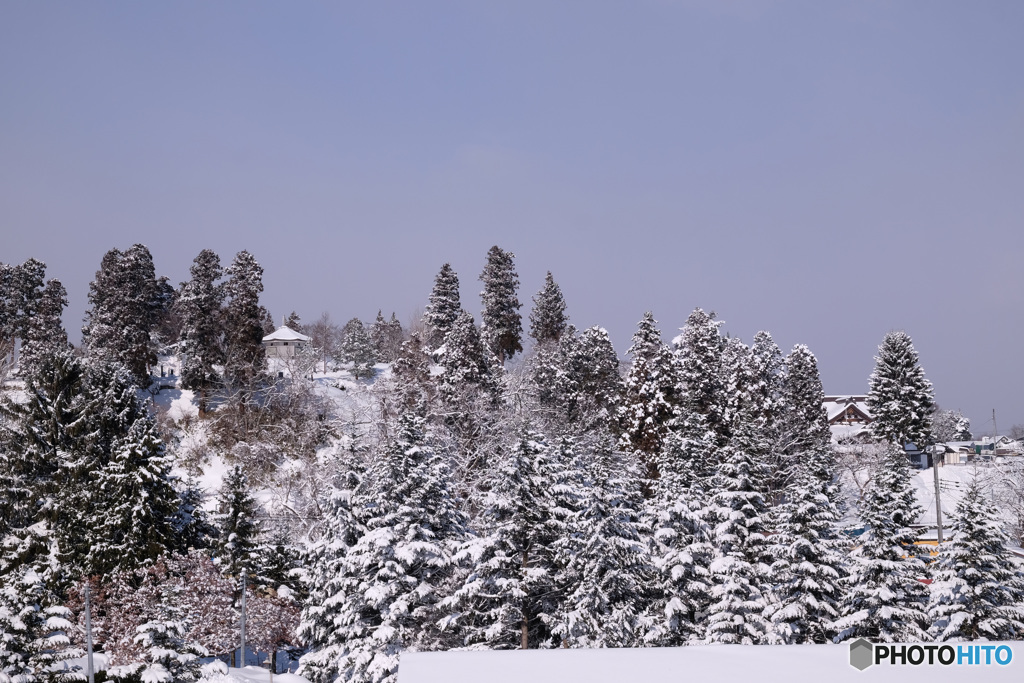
[{"xmin": 1, "ymin": 1, "xmax": 1022, "ymax": 434}]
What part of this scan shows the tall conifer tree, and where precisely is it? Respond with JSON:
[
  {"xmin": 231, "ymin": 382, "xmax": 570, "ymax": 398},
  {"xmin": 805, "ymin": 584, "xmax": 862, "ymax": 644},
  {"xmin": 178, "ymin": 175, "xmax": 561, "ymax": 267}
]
[
  {"xmin": 528, "ymin": 272, "xmax": 568, "ymax": 345},
  {"xmin": 866, "ymin": 331, "xmax": 935, "ymax": 446},
  {"xmin": 478, "ymin": 246, "xmax": 522, "ymax": 363},
  {"xmin": 177, "ymin": 249, "xmax": 225, "ymax": 413},
  {"xmin": 423, "ymin": 264, "xmax": 461, "ymax": 349}
]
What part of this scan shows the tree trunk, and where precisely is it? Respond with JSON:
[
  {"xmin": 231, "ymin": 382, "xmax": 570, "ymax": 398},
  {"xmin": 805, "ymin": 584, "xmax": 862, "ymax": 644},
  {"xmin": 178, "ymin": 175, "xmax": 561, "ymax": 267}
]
[{"xmin": 521, "ymin": 548, "xmax": 529, "ymax": 649}]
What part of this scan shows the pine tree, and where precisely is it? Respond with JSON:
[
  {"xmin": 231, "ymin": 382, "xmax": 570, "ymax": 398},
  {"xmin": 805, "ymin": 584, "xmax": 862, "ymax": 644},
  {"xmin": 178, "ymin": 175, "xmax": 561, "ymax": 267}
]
[
  {"xmin": 675, "ymin": 308, "xmax": 727, "ymax": 445},
  {"xmin": 9, "ymin": 259, "xmax": 47, "ymax": 347},
  {"xmin": 866, "ymin": 331, "xmax": 935, "ymax": 447},
  {"xmin": 767, "ymin": 463, "xmax": 845, "ymax": 644},
  {"xmin": 528, "ymin": 272, "xmax": 568, "ymax": 345},
  {"xmin": 552, "ymin": 445, "xmax": 654, "ymax": 648},
  {"xmin": 423, "ymin": 264, "xmax": 461, "ymax": 349},
  {"xmin": 442, "ymin": 431, "xmax": 561, "ymax": 649},
  {"xmin": 568, "ymin": 327, "xmax": 621, "ymax": 424},
  {"xmin": 223, "ymin": 251, "xmax": 267, "ymax": 391},
  {"xmin": 928, "ymin": 479, "xmax": 1024, "ymax": 640},
  {"xmin": 834, "ymin": 446, "xmax": 929, "ymax": 642},
  {"xmin": 340, "ymin": 318, "xmax": 377, "ymax": 380},
  {"xmin": 617, "ymin": 313, "xmax": 681, "ymax": 483},
  {"xmin": 0, "ymin": 566, "xmax": 80, "ymax": 683},
  {"xmin": 703, "ymin": 437, "xmax": 772, "ymax": 645},
  {"xmin": 478, "ymin": 246, "xmax": 522, "ymax": 364},
  {"xmin": 177, "ymin": 249, "xmax": 225, "ymax": 412},
  {"xmin": 215, "ymin": 466, "xmax": 261, "ymax": 580},
  {"xmin": 82, "ymin": 245, "xmax": 164, "ymax": 386}
]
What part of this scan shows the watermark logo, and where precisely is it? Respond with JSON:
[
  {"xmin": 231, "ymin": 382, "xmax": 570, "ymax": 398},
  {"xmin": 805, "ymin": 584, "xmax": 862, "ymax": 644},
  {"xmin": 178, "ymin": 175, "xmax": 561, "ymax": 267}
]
[{"xmin": 848, "ymin": 640, "xmax": 1013, "ymax": 671}]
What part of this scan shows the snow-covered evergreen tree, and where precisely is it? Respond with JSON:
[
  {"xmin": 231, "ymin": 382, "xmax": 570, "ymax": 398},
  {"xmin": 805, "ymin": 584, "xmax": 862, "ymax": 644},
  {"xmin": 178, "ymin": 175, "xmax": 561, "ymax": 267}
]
[
  {"xmin": 928, "ymin": 479, "xmax": 1024, "ymax": 640},
  {"xmin": 172, "ymin": 479, "xmax": 217, "ymax": 553},
  {"xmin": 0, "ymin": 566, "xmax": 80, "ymax": 683},
  {"xmin": 767, "ymin": 463, "xmax": 845, "ymax": 644},
  {"xmin": 778, "ymin": 345, "xmax": 833, "ymax": 483},
  {"xmin": 443, "ymin": 430, "xmax": 561, "ymax": 649},
  {"xmin": 703, "ymin": 436, "xmax": 772, "ymax": 645},
  {"xmin": 675, "ymin": 308, "xmax": 727, "ymax": 445},
  {"xmin": 552, "ymin": 444, "xmax": 654, "ymax": 648},
  {"xmin": 303, "ymin": 412, "xmax": 467, "ymax": 683},
  {"xmin": 298, "ymin": 485, "xmax": 364, "ymax": 683},
  {"xmin": 214, "ymin": 466, "xmax": 261, "ymax": 580},
  {"xmin": 436, "ymin": 311, "xmax": 494, "ymax": 403},
  {"xmin": 617, "ymin": 313, "xmax": 681, "ymax": 483},
  {"xmin": 423, "ymin": 264, "xmax": 461, "ymax": 349},
  {"xmin": 18, "ymin": 278, "xmax": 69, "ymax": 381},
  {"xmin": 866, "ymin": 331, "xmax": 935, "ymax": 446},
  {"xmin": 222, "ymin": 250, "xmax": 267, "ymax": 391},
  {"xmin": 932, "ymin": 409, "xmax": 972, "ymax": 443},
  {"xmin": 284, "ymin": 310, "xmax": 303, "ymax": 332},
  {"xmin": 528, "ymin": 272, "xmax": 568, "ymax": 345},
  {"xmin": 176, "ymin": 249, "xmax": 225, "ymax": 414},
  {"xmin": 834, "ymin": 446, "xmax": 929, "ymax": 642},
  {"xmin": 478, "ymin": 246, "xmax": 522, "ymax": 364},
  {"xmin": 370, "ymin": 311, "xmax": 404, "ymax": 363},
  {"xmin": 82, "ymin": 244, "xmax": 165, "ymax": 386},
  {"xmin": 340, "ymin": 318, "xmax": 377, "ymax": 379}
]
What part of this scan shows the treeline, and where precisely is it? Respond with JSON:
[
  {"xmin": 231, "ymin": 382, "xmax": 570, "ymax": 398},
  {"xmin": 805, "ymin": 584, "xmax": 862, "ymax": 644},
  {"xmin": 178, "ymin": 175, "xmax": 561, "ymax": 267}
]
[{"xmin": 1, "ymin": 245, "xmax": 1023, "ymax": 683}]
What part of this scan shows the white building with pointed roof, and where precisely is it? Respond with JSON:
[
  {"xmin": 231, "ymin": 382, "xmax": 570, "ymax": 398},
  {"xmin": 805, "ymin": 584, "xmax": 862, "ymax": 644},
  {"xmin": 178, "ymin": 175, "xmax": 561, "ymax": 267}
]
[{"xmin": 262, "ymin": 325, "xmax": 311, "ymax": 358}]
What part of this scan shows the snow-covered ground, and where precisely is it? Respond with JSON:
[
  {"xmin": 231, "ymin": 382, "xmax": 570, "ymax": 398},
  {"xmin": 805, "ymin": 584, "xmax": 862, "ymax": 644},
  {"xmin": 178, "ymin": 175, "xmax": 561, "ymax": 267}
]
[{"xmin": 398, "ymin": 644, "xmax": 1021, "ymax": 683}]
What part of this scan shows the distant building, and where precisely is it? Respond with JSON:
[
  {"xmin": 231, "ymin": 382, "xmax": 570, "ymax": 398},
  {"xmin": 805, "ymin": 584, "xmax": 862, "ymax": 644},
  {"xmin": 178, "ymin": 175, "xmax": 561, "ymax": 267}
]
[
  {"xmin": 262, "ymin": 325, "xmax": 311, "ymax": 359},
  {"xmin": 824, "ymin": 394, "xmax": 873, "ymax": 442}
]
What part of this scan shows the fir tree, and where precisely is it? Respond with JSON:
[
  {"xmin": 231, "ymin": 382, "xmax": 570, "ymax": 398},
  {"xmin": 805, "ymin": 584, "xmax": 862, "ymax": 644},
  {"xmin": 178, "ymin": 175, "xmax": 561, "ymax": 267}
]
[
  {"xmin": 172, "ymin": 479, "xmax": 217, "ymax": 553},
  {"xmin": 0, "ymin": 566, "xmax": 80, "ymax": 683},
  {"xmin": 552, "ymin": 445, "xmax": 654, "ymax": 648},
  {"xmin": 298, "ymin": 486, "xmax": 364, "ymax": 683},
  {"xmin": 436, "ymin": 311, "xmax": 494, "ymax": 403},
  {"xmin": 177, "ymin": 249, "xmax": 225, "ymax": 413},
  {"xmin": 443, "ymin": 431, "xmax": 561, "ymax": 649},
  {"xmin": 340, "ymin": 318, "xmax": 377, "ymax": 380},
  {"xmin": 478, "ymin": 246, "xmax": 522, "ymax": 364},
  {"xmin": 223, "ymin": 251, "xmax": 267, "ymax": 391},
  {"xmin": 767, "ymin": 463, "xmax": 845, "ymax": 644},
  {"xmin": 568, "ymin": 327, "xmax": 621, "ymax": 424},
  {"xmin": 18, "ymin": 279, "xmax": 69, "ymax": 381},
  {"xmin": 928, "ymin": 479, "xmax": 1024, "ymax": 640},
  {"xmin": 82, "ymin": 245, "xmax": 164, "ymax": 386},
  {"xmin": 9, "ymin": 259, "xmax": 47, "ymax": 347},
  {"xmin": 528, "ymin": 272, "xmax": 568, "ymax": 345},
  {"xmin": 617, "ymin": 313, "xmax": 681, "ymax": 483},
  {"xmin": 866, "ymin": 331, "xmax": 935, "ymax": 447},
  {"xmin": 778, "ymin": 345, "xmax": 833, "ymax": 484},
  {"xmin": 676, "ymin": 308, "xmax": 727, "ymax": 445},
  {"xmin": 703, "ymin": 437, "xmax": 772, "ymax": 645},
  {"xmin": 304, "ymin": 413, "xmax": 467, "ymax": 683},
  {"xmin": 215, "ymin": 466, "xmax": 261, "ymax": 580},
  {"xmin": 82, "ymin": 393, "xmax": 180, "ymax": 578},
  {"xmin": 834, "ymin": 446, "xmax": 929, "ymax": 642},
  {"xmin": 423, "ymin": 264, "xmax": 461, "ymax": 349}
]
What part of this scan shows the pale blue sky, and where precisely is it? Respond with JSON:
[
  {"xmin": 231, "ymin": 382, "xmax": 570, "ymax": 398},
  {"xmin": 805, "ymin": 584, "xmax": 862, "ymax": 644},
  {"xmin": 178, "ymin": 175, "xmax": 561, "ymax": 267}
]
[{"xmin": 2, "ymin": 1, "xmax": 1022, "ymax": 432}]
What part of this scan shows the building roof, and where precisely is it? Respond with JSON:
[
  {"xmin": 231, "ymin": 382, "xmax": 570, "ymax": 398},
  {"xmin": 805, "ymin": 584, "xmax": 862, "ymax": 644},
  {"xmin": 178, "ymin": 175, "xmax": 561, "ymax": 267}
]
[{"xmin": 262, "ymin": 326, "xmax": 311, "ymax": 343}]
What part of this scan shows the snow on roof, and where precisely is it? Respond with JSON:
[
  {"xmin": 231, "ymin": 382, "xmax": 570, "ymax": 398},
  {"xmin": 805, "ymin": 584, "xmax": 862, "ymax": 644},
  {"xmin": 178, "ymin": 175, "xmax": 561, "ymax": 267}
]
[
  {"xmin": 262, "ymin": 326, "xmax": 311, "ymax": 343},
  {"xmin": 823, "ymin": 395, "xmax": 872, "ymax": 422}
]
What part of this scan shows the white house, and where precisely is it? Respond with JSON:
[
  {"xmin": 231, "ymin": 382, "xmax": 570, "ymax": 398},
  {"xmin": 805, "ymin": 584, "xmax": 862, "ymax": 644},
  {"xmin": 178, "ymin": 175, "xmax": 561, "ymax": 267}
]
[
  {"xmin": 824, "ymin": 394, "xmax": 873, "ymax": 442},
  {"xmin": 262, "ymin": 325, "xmax": 311, "ymax": 359}
]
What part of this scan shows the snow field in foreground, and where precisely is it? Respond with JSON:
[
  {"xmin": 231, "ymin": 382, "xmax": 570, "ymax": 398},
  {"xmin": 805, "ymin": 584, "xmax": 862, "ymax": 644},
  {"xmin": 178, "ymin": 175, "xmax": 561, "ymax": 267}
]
[{"xmin": 398, "ymin": 644, "xmax": 1021, "ymax": 683}]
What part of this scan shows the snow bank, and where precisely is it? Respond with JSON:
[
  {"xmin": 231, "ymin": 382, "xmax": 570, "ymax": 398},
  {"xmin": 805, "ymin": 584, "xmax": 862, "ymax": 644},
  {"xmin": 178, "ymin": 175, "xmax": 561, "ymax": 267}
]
[
  {"xmin": 199, "ymin": 662, "xmax": 309, "ymax": 683},
  {"xmin": 398, "ymin": 644, "xmax": 1021, "ymax": 683}
]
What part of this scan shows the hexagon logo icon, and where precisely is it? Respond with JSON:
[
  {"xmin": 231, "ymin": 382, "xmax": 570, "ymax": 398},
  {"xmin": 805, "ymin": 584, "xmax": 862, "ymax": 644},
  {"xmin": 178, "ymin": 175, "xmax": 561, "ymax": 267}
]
[{"xmin": 850, "ymin": 638, "xmax": 874, "ymax": 671}]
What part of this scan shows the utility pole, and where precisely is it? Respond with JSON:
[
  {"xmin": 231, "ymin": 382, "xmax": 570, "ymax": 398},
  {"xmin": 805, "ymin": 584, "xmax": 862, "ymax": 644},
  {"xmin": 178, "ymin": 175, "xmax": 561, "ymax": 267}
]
[
  {"xmin": 932, "ymin": 444, "xmax": 944, "ymax": 545},
  {"xmin": 239, "ymin": 574, "xmax": 247, "ymax": 669},
  {"xmin": 84, "ymin": 583, "xmax": 95, "ymax": 683},
  {"xmin": 993, "ymin": 409, "xmax": 998, "ymax": 438}
]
